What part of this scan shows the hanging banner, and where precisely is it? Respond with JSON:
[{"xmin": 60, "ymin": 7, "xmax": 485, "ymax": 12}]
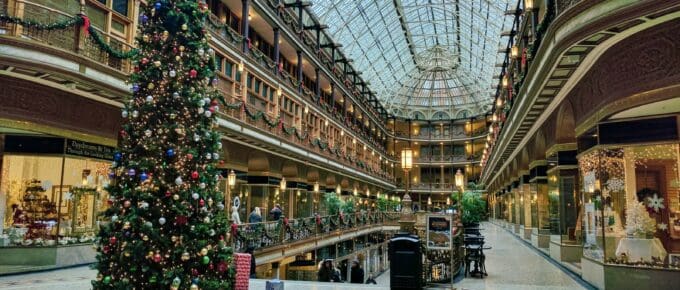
[{"xmin": 427, "ymin": 214, "xmax": 453, "ymax": 250}]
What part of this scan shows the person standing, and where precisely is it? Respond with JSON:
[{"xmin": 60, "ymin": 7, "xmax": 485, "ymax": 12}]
[
  {"xmin": 270, "ymin": 204, "xmax": 283, "ymax": 221},
  {"xmin": 318, "ymin": 260, "xmax": 332, "ymax": 282},
  {"xmin": 350, "ymin": 260, "xmax": 364, "ymax": 284},
  {"xmin": 248, "ymin": 207, "xmax": 262, "ymax": 223},
  {"xmin": 245, "ymin": 246, "xmax": 256, "ymax": 278},
  {"xmin": 231, "ymin": 205, "xmax": 241, "ymax": 224}
]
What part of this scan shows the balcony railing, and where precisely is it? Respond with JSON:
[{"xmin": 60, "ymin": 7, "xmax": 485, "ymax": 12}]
[
  {"xmin": 217, "ymin": 88, "xmax": 395, "ymax": 183},
  {"xmin": 231, "ymin": 211, "xmax": 400, "ymax": 252},
  {"xmin": 415, "ymin": 155, "xmax": 475, "ymax": 163},
  {"xmin": 0, "ymin": 0, "xmax": 133, "ymax": 74},
  {"xmin": 205, "ymin": 15, "xmax": 389, "ymax": 158},
  {"xmin": 392, "ymin": 127, "xmax": 488, "ymax": 140}
]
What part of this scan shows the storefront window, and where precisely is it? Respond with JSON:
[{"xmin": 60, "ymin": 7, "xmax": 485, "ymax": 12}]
[
  {"xmin": 1, "ymin": 153, "xmax": 110, "ymax": 247},
  {"xmin": 579, "ymin": 144, "xmax": 680, "ymax": 268},
  {"xmin": 548, "ymin": 171, "xmax": 560, "ymax": 236}
]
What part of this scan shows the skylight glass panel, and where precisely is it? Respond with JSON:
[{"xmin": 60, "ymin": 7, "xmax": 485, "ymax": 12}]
[{"xmin": 309, "ymin": 0, "xmax": 512, "ymax": 119}]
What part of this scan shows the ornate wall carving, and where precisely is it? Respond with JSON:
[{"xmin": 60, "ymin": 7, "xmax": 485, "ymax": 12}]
[
  {"xmin": 0, "ymin": 76, "xmax": 120, "ymax": 139},
  {"xmin": 569, "ymin": 18, "xmax": 680, "ymax": 125}
]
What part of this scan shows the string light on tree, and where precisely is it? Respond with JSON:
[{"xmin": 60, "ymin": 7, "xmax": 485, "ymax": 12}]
[{"xmin": 93, "ymin": 1, "xmax": 234, "ymax": 289}]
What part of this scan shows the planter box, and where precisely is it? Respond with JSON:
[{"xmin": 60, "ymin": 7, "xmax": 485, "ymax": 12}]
[
  {"xmin": 0, "ymin": 243, "xmax": 95, "ymax": 267},
  {"xmin": 581, "ymin": 256, "xmax": 680, "ymax": 290}
]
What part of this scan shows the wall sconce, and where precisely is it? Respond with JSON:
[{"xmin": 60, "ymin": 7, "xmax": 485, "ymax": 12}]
[
  {"xmin": 502, "ymin": 75, "xmax": 509, "ymax": 88},
  {"xmin": 511, "ymin": 45, "xmax": 519, "ymax": 59},
  {"xmin": 280, "ymin": 177, "xmax": 287, "ymax": 191},
  {"xmin": 238, "ymin": 60, "xmax": 244, "ymax": 72},
  {"xmin": 304, "ymin": 105, "xmax": 309, "ymax": 114},
  {"xmin": 227, "ymin": 170, "xmax": 236, "ymax": 188},
  {"xmin": 336, "ymin": 185, "xmax": 341, "ymax": 195},
  {"xmin": 525, "ymin": 0, "xmax": 534, "ymax": 10},
  {"xmin": 313, "ymin": 182, "xmax": 320, "ymax": 194}
]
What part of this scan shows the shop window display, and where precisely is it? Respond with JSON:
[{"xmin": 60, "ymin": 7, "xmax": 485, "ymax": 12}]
[
  {"xmin": 1, "ymin": 154, "xmax": 110, "ymax": 247},
  {"xmin": 579, "ymin": 144, "xmax": 680, "ymax": 269}
]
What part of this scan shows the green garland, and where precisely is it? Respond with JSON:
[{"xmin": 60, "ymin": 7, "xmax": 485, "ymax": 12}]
[
  {"xmin": 0, "ymin": 13, "xmax": 81, "ymax": 30},
  {"xmin": 0, "ymin": 13, "xmax": 138, "ymax": 59},
  {"xmin": 87, "ymin": 26, "xmax": 138, "ymax": 59}
]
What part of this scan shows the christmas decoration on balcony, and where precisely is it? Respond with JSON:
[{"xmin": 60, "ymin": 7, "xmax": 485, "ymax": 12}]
[{"xmin": 92, "ymin": 1, "xmax": 234, "ymax": 289}]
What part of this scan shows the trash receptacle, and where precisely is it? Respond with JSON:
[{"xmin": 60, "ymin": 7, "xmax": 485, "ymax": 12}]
[{"xmin": 389, "ymin": 233, "xmax": 422, "ymax": 289}]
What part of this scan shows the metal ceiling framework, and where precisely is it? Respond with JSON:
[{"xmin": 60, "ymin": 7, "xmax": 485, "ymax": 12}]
[{"xmin": 309, "ymin": 0, "xmax": 512, "ymax": 119}]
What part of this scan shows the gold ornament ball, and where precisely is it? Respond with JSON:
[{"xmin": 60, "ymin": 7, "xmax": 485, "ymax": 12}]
[
  {"xmin": 179, "ymin": 46, "xmax": 185, "ymax": 52},
  {"xmin": 190, "ymin": 284, "xmax": 199, "ymax": 290},
  {"xmin": 181, "ymin": 24, "xmax": 188, "ymax": 31},
  {"xmin": 142, "ymin": 235, "xmax": 149, "ymax": 241},
  {"xmin": 142, "ymin": 35, "xmax": 149, "ymax": 42},
  {"xmin": 153, "ymin": 61, "xmax": 161, "ymax": 67},
  {"xmin": 200, "ymin": 248, "xmax": 208, "ymax": 256},
  {"xmin": 173, "ymin": 194, "xmax": 180, "ymax": 200},
  {"xmin": 175, "ymin": 55, "xmax": 181, "ymax": 61},
  {"xmin": 147, "ymin": 83, "xmax": 155, "ymax": 89},
  {"xmin": 181, "ymin": 252, "xmax": 190, "ymax": 261}
]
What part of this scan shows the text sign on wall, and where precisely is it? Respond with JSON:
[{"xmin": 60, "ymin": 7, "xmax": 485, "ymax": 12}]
[{"xmin": 66, "ymin": 139, "xmax": 115, "ymax": 160}]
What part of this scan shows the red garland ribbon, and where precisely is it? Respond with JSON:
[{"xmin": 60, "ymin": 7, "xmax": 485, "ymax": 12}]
[
  {"xmin": 278, "ymin": 118, "xmax": 283, "ymax": 130},
  {"xmin": 80, "ymin": 15, "xmax": 90, "ymax": 36},
  {"xmin": 315, "ymin": 215, "xmax": 321, "ymax": 225},
  {"xmin": 247, "ymin": 38, "xmax": 252, "ymax": 49},
  {"xmin": 283, "ymin": 217, "xmax": 289, "ymax": 227}
]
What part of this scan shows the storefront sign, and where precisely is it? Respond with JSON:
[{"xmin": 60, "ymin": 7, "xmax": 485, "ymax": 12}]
[
  {"xmin": 66, "ymin": 139, "xmax": 115, "ymax": 160},
  {"xmin": 426, "ymin": 214, "xmax": 452, "ymax": 250}
]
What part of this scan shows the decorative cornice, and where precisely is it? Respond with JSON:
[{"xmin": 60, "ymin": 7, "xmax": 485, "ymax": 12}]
[
  {"xmin": 529, "ymin": 160, "xmax": 547, "ymax": 170},
  {"xmin": 574, "ymin": 84, "xmax": 680, "ymax": 136},
  {"xmin": 0, "ymin": 118, "xmax": 117, "ymax": 147},
  {"xmin": 545, "ymin": 143, "xmax": 577, "ymax": 157}
]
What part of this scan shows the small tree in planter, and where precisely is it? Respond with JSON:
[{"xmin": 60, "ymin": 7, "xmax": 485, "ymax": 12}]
[{"xmin": 457, "ymin": 191, "xmax": 487, "ymax": 227}]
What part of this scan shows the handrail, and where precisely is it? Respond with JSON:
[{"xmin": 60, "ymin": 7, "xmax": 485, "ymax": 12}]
[{"xmin": 231, "ymin": 211, "xmax": 400, "ymax": 252}]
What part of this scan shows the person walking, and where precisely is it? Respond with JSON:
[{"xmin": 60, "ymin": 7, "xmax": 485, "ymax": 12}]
[
  {"xmin": 350, "ymin": 260, "xmax": 364, "ymax": 284},
  {"xmin": 365, "ymin": 272, "xmax": 377, "ymax": 284},
  {"xmin": 248, "ymin": 207, "xmax": 262, "ymax": 223}
]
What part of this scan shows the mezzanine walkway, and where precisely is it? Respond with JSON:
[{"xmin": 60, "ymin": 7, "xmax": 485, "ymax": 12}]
[{"xmin": 0, "ymin": 222, "xmax": 592, "ymax": 290}]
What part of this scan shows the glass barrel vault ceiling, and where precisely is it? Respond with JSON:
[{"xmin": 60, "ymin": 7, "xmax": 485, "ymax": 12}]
[{"xmin": 309, "ymin": 0, "xmax": 513, "ymax": 120}]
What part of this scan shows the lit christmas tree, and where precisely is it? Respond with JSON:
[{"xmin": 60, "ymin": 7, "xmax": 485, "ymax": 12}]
[{"xmin": 93, "ymin": 1, "xmax": 234, "ymax": 289}]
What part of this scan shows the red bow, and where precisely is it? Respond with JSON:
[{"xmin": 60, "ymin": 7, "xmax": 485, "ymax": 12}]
[
  {"xmin": 81, "ymin": 15, "xmax": 90, "ymax": 36},
  {"xmin": 230, "ymin": 223, "xmax": 238, "ymax": 236}
]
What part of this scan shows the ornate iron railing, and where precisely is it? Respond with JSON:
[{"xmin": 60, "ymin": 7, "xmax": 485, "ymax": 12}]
[{"xmin": 231, "ymin": 211, "xmax": 400, "ymax": 252}]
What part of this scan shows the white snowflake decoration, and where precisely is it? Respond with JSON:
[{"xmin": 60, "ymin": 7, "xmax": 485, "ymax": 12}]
[
  {"xmin": 658, "ymin": 222, "xmax": 668, "ymax": 232},
  {"xmin": 606, "ymin": 178, "xmax": 625, "ymax": 193},
  {"xmin": 63, "ymin": 191, "xmax": 74, "ymax": 201},
  {"xmin": 646, "ymin": 194, "xmax": 665, "ymax": 213}
]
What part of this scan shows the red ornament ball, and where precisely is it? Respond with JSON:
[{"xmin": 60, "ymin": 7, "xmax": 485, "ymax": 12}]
[
  {"xmin": 153, "ymin": 253, "xmax": 162, "ymax": 263},
  {"xmin": 199, "ymin": 199, "xmax": 205, "ymax": 207},
  {"xmin": 191, "ymin": 171, "xmax": 199, "ymax": 179},
  {"xmin": 123, "ymin": 200, "xmax": 131, "ymax": 208},
  {"xmin": 109, "ymin": 237, "xmax": 117, "ymax": 244},
  {"xmin": 141, "ymin": 58, "xmax": 149, "ymax": 64},
  {"xmin": 189, "ymin": 69, "xmax": 198, "ymax": 78},
  {"xmin": 187, "ymin": 153, "xmax": 193, "ymax": 160},
  {"xmin": 165, "ymin": 190, "xmax": 172, "ymax": 197}
]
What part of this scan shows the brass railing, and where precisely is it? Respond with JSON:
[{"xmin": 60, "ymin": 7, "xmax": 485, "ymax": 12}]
[{"xmin": 231, "ymin": 211, "xmax": 400, "ymax": 252}]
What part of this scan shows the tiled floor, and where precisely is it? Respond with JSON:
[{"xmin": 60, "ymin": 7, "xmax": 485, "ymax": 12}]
[{"xmin": 0, "ymin": 222, "xmax": 590, "ymax": 290}]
